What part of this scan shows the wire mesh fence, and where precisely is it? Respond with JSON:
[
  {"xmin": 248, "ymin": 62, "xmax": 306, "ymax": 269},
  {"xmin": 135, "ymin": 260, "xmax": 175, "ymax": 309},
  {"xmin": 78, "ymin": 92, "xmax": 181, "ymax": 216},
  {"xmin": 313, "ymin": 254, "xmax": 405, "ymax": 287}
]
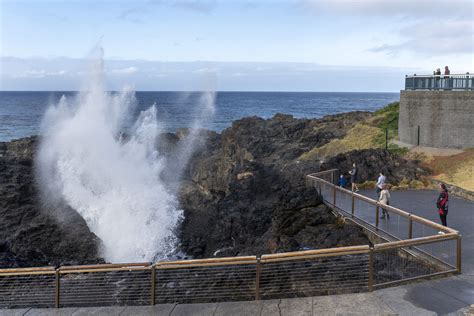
[
  {"xmin": 307, "ymin": 170, "xmax": 461, "ymax": 283},
  {"xmin": 0, "ymin": 272, "xmax": 56, "ymax": 308},
  {"xmin": 413, "ymin": 236, "xmax": 458, "ymax": 269},
  {"xmin": 155, "ymin": 260, "xmax": 257, "ymax": 304},
  {"xmin": 260, "ymin": 251, "xmax": 369, "ymax": 299},
  {"xmin": 59, "ymin": 268, "xmax": 151, "ymax": 307},
  {"xmin": 0, "ymin": 169, "xmax": 461, "ymax": 309},
  {"xmin": 373, "ymin": 246, "xmax": 438, "ymax": 285}
]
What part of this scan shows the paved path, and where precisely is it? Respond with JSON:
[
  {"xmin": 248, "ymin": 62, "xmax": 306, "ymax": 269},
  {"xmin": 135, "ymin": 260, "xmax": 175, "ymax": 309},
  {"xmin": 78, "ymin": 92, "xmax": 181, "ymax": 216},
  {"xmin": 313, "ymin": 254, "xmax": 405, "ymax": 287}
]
[{"xmin": 1, "ymin": 190, "xmax": 473, "ymax": 315}]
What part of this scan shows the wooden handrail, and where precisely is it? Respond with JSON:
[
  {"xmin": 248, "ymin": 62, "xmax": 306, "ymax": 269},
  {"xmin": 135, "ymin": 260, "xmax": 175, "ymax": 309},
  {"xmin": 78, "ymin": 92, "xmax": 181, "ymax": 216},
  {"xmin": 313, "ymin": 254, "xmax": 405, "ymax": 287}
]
[
  {"xmin": 157, "ymin": 255, "xmax": 257, "ymax": 267},
  {"xmin": 410, "ymin": 214, "xmax": 458, "ymax": 234},
  {"xmin": 308, "ymin": 173, "xmax": 457, "ymax": 233},
  {"xmin": 59, "ymin": 266, "xmax": 152, "ymax": 274},
  {"xmin": 374, "ymin": 233, "xmax": 458, "ymax": 251},
  {"xmin": 156, "ymin": 260, "xmax": 257, "ymax": 269},
  {"xmin": 261, "ymin": 245, "xmax": 369, "ymax": 260},
  {"xmin": 0, "ymin": 266, "xmax": 55, "ymax": 273},
  {"xmin": 0, "ymin": 169, "xmax": 460, "ymax": 282},
  {"xmin": 59, "ymin": 262, "xmax": 151, "ymax": 271}
]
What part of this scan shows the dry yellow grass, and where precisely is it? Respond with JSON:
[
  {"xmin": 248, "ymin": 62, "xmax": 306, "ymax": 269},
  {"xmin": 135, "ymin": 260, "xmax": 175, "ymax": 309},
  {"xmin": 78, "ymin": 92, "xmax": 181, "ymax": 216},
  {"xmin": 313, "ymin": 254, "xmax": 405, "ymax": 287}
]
[
  {"xmin": 424, "ymin": 149, "xmax": 474, "ymax": 191},
  {"xmin": 299, "ymin": 124, "xmax": 384, "ymax": 160}
]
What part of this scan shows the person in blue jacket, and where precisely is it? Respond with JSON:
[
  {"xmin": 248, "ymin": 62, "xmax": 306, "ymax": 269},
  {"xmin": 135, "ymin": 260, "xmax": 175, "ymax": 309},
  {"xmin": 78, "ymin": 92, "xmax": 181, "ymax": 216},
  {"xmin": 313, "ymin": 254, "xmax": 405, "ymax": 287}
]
[{"xmin": 338, "ymin": 174, "xmax": 347, "ymax": 188}]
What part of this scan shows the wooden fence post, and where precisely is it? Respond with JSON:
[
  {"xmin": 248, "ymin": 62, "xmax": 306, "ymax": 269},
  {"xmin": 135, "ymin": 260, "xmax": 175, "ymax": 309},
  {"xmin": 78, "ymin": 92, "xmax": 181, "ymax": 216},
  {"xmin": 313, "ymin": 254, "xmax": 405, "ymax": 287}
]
[
  {"xmin": 255, "ymin": 258, "xmax": 261, "ymax": 300},
  {"xmin": 368, "ymin": 248, "xmax": 374, "ymax": 292},
  {"xmin": 55, "ymin": 269, "xmax": 60, "ymax": 308},
  {"xmin": 151, "ymin": 265, "xmax": 156, "ymax": 305},
  {"xmin": 457, "ymin": 234, "xmax": 462, "ymax": 273}
]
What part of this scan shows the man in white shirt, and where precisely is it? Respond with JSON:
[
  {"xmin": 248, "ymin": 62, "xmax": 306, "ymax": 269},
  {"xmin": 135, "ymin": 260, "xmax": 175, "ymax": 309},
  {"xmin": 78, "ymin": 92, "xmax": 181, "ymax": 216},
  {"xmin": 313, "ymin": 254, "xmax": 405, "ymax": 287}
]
[{"xmin": 376, "ymin": 172, "xmax": 386, "ymax": 196}]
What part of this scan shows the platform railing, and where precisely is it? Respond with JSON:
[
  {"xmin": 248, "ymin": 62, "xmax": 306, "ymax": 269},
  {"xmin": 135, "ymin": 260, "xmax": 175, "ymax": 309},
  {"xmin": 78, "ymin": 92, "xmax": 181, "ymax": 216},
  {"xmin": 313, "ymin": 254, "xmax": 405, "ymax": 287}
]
[
  {"xmin": 307, "ymin": 169, "xmax": 461, "ymax": 285},
  {"xmin": 0, "ymin": 169, "xmax": 461, "ymax": 308},
  {"xmin": 405, "ymin": 74, "xmax": 473, "ymax": 91}
]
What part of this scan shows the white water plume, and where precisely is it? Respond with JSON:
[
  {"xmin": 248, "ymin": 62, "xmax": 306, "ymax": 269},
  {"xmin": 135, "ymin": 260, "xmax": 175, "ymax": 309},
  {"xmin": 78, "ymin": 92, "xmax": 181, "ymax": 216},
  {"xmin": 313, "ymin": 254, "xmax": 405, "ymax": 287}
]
[{"xmin": 36, "ymin": 48, "xmax": 215, "ymax": 263}]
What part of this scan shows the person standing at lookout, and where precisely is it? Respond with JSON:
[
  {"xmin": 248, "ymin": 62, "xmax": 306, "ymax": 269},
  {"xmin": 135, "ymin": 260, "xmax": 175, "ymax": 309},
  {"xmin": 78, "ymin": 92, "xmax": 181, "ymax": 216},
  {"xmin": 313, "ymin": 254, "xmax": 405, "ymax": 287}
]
[
  {"xmin": 437, "ymin": 183, "xmax": 449, "ymax": 228},
  {"xmin": 444, "ymin": 66, "xmax": 450, "ymax": 76},
  {"xmin": 444, "ymin": 66, "xmax": 451, "ymax": 89},
  {"xmin": 349, "ymin": 163, "xmax": 359, "ymax": 192}
]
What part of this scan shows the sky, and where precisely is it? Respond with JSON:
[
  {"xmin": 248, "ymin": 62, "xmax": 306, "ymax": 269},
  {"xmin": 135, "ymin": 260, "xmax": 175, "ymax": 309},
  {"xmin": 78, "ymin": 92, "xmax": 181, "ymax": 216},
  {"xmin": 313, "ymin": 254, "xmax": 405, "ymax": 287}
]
[{"xmin": 0, "ymin": 0, "xmax": 473, "ymax": 91}]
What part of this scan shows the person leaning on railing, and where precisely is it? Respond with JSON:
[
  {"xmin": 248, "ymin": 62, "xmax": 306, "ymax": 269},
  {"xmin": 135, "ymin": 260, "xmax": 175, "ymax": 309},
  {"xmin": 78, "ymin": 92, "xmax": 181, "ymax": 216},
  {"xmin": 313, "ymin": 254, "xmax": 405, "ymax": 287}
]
[{"xmin": 444, "ymin": 66, "xmax": 450, "ymax": 76}]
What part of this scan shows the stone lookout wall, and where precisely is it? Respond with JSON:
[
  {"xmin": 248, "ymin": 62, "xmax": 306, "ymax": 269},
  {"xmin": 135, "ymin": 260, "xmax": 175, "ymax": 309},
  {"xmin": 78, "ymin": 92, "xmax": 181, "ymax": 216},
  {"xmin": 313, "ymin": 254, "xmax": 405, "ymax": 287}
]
[{"xmin": 399, "ymin": 90, "xmax": 474, "ymax": 149}]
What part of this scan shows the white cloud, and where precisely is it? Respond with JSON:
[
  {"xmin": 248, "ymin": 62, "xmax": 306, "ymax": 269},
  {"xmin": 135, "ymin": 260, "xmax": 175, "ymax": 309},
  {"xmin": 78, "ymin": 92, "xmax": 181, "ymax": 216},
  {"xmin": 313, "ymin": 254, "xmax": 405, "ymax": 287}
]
[
  {"xmin": 370, "ymin": 20, "xmax": 473, "ymax": 56},
  {"xmin": 0, "ymin": 57, "xmax": 419, "ymax": 91},
  {"xmin": 13, "ymin": 69, "xmax": 68, "ymax": 78},
  {"xmin": 192, "ymin": 67, "xmax": 218, "ymax": 74},
  {"xmin": 118, "ymin": 0, "xmax": 217, "ymax": 23},
  {"xmin": 150, "ymin": 73, "xmax": 168, "ymax": 78},
  {"xmin": 230, "ymin": 72, "xmax": 247, "ymax": 77},
  {"xmin": 302, "ymin": 0, "xmax": 472, "ymax": 19},
  {"xmin": 109, "ymin": 66, "xmax": 139, "ymax": 74}
]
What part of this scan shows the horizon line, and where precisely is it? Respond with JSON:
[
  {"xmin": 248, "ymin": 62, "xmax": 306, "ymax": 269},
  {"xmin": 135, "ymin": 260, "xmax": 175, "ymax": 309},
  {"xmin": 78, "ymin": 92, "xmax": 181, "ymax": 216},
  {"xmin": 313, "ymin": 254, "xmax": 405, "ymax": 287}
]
[{"xmin": 0, "ymin": 90, "xmax": 401, "ymax": 94}]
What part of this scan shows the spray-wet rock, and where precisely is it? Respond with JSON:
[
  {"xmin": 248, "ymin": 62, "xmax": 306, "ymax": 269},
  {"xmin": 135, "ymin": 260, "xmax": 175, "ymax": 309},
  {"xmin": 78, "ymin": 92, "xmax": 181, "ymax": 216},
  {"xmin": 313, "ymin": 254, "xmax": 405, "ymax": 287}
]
[{"xmin": 0, "ymin": 137, "xmax": 102, "ymax": 268}]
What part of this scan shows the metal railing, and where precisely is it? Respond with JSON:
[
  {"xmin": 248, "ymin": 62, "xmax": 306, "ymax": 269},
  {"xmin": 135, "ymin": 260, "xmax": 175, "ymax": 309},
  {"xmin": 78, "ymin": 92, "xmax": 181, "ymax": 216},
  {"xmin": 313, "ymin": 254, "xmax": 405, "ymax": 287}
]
[
  {"xmin": 307, "ymin": 169, "xmax": 461, "ymax": 287},
  {"xmin": 405, "ymin": 74, "xmax": 473, "ymax": 90},
  {"xmin": 0, "ymin": 169, "xmax": 461, "ymax": 308}
]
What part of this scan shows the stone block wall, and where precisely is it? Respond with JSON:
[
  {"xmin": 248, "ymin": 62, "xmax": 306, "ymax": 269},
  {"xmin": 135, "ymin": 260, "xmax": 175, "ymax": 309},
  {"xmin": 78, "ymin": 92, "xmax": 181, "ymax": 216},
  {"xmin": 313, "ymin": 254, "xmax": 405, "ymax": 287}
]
[{"xmin": 399, "ymin": 90, "xmax": 474, "ymax": 149}]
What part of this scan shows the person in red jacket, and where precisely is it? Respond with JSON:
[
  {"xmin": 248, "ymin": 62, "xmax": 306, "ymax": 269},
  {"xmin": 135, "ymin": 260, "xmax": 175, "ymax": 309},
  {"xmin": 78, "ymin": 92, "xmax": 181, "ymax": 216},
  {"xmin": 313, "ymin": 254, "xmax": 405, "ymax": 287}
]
[{"xmin": 436, "ymin": 183, "xmax": 449, "ymax": 227}]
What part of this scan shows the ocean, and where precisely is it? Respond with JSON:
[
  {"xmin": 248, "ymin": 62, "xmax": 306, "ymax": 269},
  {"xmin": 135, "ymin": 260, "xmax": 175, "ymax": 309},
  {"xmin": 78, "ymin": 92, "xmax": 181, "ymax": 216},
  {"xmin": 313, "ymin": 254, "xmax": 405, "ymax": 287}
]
[{"xmin": 0, "ymin": 91, "xmax": 399, "ymax": 142}]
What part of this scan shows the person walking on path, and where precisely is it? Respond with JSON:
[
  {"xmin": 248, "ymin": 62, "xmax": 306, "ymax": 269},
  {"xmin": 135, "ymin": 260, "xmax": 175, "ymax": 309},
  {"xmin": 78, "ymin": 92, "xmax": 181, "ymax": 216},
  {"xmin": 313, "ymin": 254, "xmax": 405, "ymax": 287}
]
[
  {"xmin": 437, "ymin": 183, "xmax": 449, "ymax": 228},
  {"xmin": 379, "ymin": 184, "xmax": 390, "ymax": 219},
  {"xmin": 375, "ymin": 172, "xmax": 386, "ymax": 197},
  {"xmin": 349, "ymin": 163, "xmax": 359, "ymax": 192},
  {"xmin": 338, "ymin": 174, "xmax": 347, "ymax": 188}
]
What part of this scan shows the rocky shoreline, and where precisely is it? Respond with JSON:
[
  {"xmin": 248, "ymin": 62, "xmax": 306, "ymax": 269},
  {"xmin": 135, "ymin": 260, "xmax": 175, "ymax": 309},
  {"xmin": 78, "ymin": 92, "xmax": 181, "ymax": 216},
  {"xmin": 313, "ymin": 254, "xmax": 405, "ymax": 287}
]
[{"xmin": 0, "ymin": 111, "xmax": 429, "ymax": 267}]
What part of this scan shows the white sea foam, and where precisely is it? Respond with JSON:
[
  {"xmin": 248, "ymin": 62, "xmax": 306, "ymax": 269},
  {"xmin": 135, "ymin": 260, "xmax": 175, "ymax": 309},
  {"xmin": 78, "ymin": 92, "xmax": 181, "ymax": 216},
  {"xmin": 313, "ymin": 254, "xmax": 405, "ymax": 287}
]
[{"xmin": 36, "ymin": 47, "xmax": 215, "ymax": 262}]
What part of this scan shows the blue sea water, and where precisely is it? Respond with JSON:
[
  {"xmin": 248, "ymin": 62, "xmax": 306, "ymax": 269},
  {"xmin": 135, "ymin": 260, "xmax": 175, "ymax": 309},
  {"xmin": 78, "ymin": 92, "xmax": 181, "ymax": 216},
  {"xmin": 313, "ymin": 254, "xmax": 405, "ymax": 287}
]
[{"xmin": 0, "ymin": 91, "xmax": 399, "ymax": 142}]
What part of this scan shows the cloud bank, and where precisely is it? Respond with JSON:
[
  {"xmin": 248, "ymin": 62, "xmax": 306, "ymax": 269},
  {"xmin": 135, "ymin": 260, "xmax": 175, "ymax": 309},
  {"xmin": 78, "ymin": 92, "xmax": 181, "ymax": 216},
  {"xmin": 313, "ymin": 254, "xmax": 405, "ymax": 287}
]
[{"xmin": 0, "ymin": 57, "xmax": 414, "ymax": 92}]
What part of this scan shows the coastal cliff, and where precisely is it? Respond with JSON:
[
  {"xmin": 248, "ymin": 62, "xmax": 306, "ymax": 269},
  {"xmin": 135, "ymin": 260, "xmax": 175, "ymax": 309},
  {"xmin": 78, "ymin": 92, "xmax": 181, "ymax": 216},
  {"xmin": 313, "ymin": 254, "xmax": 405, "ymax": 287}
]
[{"xmin": 0, "ymin": 111, "xmax": 427, "ymax": 267}]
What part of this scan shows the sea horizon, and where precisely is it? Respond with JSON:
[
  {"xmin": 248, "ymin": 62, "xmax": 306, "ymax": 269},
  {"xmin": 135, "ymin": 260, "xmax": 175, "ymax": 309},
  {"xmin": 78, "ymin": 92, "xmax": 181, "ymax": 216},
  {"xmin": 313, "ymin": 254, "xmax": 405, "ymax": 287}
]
[{"xmin": 0, "ymin": 91, "xmax": 400, "ymax": 142}]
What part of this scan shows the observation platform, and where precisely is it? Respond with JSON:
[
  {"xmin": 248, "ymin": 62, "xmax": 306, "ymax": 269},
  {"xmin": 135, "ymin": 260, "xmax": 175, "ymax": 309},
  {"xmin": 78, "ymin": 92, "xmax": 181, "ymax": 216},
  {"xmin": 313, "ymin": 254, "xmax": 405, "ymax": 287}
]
[
  {"xmin": 400, "ymin": 73, "xmax": 474, "ymax": 149},
  {"xmin": 1, "ymin": 171, "xmax": 473, "ymax": 315},
  {"xmin": 405, "ymin": 74, "xmax": 473, "ymax": 91}
]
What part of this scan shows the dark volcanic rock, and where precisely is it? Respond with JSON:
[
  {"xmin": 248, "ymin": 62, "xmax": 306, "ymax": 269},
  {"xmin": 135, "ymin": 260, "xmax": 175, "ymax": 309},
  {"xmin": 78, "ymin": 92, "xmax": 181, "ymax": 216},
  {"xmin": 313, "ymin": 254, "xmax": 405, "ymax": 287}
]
[
  {"xmin": 0, "ymin": 137, "xmax": 103, "ymax": 268},
  {"xmin": 0, "ymin": 111, "xmax": 428, "ymax": 267},
  {"xmin": 320, "ymin": 148, "xmax": 429, "ymax": 184},
  {"xmin": 177, "ymin": 113, "xmax": 428, "ymax": 259},
  {"xmin": 178, "ymin": 112, "xmax": 376, "ymax": 258}
]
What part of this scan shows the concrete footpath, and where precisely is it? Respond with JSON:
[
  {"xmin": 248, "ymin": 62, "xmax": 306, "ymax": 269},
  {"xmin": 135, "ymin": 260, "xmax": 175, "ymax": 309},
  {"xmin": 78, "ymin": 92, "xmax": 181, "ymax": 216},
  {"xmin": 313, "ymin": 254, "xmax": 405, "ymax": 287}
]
[{"xmin": 1, "ymin": 190, "xmax": 473, "ymax": 315}]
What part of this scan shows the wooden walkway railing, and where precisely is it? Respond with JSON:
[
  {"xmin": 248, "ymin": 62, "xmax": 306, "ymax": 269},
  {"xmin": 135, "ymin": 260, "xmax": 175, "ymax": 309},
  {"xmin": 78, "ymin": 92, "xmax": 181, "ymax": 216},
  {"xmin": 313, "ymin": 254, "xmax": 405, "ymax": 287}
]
[{"xmin": 0, "ymin": 169, "xmax": 461, "ymax": 308}]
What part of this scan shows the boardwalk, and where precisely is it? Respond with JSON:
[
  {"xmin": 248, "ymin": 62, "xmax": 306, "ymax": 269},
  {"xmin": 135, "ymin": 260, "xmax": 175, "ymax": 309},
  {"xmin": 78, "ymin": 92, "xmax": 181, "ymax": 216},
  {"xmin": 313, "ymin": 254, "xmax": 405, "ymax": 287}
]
[{"xmin": 1, "ymin": 190, "xmax": 473, "ymax": 315}]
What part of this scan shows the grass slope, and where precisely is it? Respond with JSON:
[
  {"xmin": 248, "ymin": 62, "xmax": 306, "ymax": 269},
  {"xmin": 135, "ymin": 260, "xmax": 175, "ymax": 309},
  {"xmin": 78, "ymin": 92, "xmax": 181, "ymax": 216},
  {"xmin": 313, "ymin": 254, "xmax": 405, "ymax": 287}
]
[
  {"xmin": 299, "ymin": 102, "xmax": 403, "ymax": 161},
  {"xmin": 423, "ymin": 149, "xmax": 474, "ymax": 191}
]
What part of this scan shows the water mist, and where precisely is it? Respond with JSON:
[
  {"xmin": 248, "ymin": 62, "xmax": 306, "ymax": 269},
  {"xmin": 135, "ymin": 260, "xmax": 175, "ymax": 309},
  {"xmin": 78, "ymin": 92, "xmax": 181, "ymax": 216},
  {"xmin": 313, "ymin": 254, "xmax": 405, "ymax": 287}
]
[{"xmin": 36, "ymin": 48, "xmax": 215, "ymax": 263}]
